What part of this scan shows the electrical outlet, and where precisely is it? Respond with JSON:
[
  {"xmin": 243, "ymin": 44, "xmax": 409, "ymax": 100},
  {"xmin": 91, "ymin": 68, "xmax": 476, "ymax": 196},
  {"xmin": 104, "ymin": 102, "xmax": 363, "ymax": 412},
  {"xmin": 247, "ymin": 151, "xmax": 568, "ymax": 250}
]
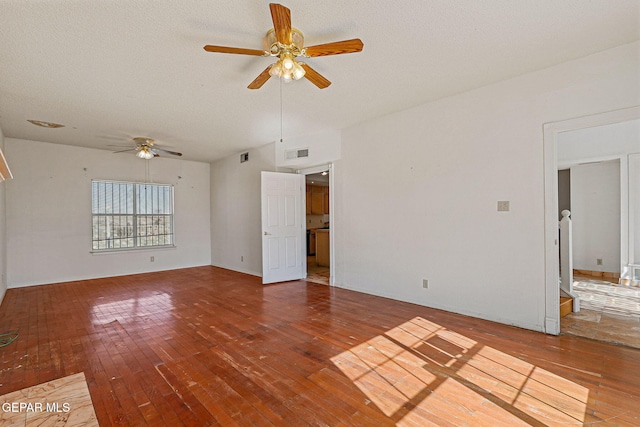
[
  {"xmin": 596, "ymin": 258, "xmax": 603, "ymax": 266},
  {"xmin": 150, "ymin": 256, "xmax": 155, "ymax": 262},
  {"xmin": 422, "ymin": 279, "xmax": 429, "ymax": 289}
]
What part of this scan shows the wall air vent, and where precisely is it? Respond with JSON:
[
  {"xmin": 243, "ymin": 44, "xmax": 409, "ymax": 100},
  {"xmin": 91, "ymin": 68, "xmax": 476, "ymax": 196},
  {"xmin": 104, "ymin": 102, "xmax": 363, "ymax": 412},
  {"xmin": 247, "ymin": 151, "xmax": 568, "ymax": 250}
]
[{"xmin": 285, "ymin": 148, "xmax": 309, "ymax": 160}]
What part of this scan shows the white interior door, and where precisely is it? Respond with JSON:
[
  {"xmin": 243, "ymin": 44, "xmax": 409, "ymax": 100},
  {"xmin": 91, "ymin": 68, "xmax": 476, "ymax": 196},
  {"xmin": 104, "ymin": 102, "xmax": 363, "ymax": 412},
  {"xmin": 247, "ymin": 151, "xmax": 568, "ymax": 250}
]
[{"xmin": 261, "ymin": 171, "xmax": 305, "ymax": 284}]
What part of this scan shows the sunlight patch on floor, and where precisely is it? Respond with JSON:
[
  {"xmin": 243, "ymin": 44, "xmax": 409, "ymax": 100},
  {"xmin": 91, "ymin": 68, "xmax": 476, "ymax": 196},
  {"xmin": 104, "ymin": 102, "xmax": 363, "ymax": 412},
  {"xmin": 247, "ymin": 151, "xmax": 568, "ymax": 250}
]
[
  {"xmin": 573, "ymin": 279, "xmax": 640, "ymax": 316},
  {"xmin": 331, "ymin": 317, "xmax": 589, "ymax": 426}
]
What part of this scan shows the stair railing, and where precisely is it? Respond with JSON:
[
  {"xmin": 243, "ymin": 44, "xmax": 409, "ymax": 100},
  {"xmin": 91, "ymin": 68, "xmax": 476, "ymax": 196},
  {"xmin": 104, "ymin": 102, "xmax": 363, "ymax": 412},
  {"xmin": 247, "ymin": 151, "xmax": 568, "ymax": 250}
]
[{"xmin": 559, "ymin": 210, "xmax": 579, "ymax": 311}]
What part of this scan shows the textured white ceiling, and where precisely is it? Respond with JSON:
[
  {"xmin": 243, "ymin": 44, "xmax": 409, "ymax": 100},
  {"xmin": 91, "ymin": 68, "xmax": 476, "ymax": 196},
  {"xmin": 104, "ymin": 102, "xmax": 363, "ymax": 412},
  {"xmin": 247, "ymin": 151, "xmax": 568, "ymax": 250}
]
[{"xmin": 0, "ymin": 0, "xmax": 638, "ymax": 162}]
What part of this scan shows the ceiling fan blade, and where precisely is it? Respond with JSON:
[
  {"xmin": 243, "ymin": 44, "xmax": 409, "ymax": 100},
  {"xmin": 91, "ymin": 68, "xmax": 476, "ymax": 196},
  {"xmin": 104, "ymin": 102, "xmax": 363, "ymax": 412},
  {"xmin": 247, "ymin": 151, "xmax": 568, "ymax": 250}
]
[
  {"xmin": 203, "ymin": 45, "xmax": 266, "ymax": 56},
  {"xmin": 300, "ymin": 63, "xmax": 331, "ymax": 89},
  {"xmin": 113, "ymin": 148, "xmax": 136, "ymax": 154},
  {"xmin": 248, "ymin": 66, "xmax": 273, "ymax": 89},
  {"xmin": 304, "ymin": 39, "xmax": 364, "ymax": 57},
  {"xmin": 153, "ymin": 148, "xmax": 183, "ymax": 157},
  {"xmin": 270, "ymin": 3, "xmax": 292, "ymax": 45}
]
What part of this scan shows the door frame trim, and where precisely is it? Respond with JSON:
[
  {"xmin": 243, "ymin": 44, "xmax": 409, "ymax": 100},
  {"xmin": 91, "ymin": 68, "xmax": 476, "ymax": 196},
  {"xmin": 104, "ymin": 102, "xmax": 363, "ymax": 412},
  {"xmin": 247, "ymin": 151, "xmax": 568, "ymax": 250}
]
[
  {"xmin": 297, "ymin": 163, "xmax": 335, "ymax": 285},
  {"xmin": 543, "ymin": 106, "xmax": 640, "ymax": 334}
]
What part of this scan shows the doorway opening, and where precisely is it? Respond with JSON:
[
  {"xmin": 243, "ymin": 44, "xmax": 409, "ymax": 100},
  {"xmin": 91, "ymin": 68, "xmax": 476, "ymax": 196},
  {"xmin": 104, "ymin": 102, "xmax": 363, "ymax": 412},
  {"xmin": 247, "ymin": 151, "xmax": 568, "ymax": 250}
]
[
  {"xmin": 556, "ymin": 158, "xmax": 640, "ymax": 348},
  {"xmin": 543, "ymin": 106, "xmax": 640, "ymax": 340},
  {"xmin": 299, "ymin": 164, "xmax": 333, "ymax": 285}
]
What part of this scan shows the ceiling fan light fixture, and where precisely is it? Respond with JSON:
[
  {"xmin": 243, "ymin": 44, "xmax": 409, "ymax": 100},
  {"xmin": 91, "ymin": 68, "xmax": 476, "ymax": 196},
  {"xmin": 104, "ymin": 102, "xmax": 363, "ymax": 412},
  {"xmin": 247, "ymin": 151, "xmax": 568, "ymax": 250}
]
[
  {"xmin": 292, "ymin": 61, "xmax": 305, "ymax": 80},
  {"xmin": 264, "ymin": 28, "xmax": 304, "ymax": 52},
  {"xmin": 204, "ymin": 4, "xmax": 363, "ymax": 89},
  {"xmin": 136, "ymin": 148, "xmax": 154, "ymax": 160},
  {"xmin": 269, "ymin": 61, "xmax": 283, "ymax": 77},
  {"xmin": 270, "ymin": 57, "xmax": 305, "ymax": 81},
  {"xmin": 282, "ymin": 53, "xmax": 294, "ymax": 70}
]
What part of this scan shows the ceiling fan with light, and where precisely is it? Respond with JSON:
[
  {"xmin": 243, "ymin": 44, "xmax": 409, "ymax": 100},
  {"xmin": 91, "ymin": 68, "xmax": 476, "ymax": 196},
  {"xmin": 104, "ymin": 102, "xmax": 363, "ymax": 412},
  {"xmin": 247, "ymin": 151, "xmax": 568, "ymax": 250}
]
[
  {"xmin": 203, "ymin": 3, "xmax": 364, "ymax": 89},
  {"xmin": 111, "ymin": 137, "xmax": 183, "ymax": 160}
]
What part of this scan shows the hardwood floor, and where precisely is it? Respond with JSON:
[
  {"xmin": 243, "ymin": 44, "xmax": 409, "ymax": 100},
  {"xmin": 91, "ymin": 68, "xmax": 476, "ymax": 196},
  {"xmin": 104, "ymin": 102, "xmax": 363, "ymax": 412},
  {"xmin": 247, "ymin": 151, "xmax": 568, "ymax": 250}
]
[{"xmin": 1, "ymin": 266, "xmax": 639, "ymax": 426}]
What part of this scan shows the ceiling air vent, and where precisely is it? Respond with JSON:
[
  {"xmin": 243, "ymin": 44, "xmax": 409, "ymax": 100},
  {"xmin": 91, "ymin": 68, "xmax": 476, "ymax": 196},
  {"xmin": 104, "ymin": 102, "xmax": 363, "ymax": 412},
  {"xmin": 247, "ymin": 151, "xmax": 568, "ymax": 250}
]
[
  {"xmin": 285, "ymin": 148, "xmax": 309, "ymax": 160},
  {"xmin": 240, "ymin": 152, "xmax": 249, "ymax": 163}
]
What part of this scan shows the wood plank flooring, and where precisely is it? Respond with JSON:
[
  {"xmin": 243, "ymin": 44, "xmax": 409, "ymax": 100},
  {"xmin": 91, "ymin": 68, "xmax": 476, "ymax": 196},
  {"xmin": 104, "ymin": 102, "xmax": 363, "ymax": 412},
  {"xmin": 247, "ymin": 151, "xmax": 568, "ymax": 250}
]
[{"xmin": 1, "ymin": 266, "xmax": 639, "ymax": 426}]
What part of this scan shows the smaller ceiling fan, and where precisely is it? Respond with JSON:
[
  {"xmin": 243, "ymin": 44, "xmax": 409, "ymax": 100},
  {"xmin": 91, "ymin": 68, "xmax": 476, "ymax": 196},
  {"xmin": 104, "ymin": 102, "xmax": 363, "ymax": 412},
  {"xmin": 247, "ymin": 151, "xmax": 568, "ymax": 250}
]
[
  {"xmin": 203, "ymin": 3, "xmax": 364, "ymax": 89},
  {"xmin": 111, "ymin": 137, "xmax": 183, "ymax": 160}
]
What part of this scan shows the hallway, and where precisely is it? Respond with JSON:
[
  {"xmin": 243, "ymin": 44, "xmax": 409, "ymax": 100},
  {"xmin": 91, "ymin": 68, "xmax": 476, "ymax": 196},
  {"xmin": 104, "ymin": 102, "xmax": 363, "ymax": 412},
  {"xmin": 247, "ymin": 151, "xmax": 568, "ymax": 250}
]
[{"xmin": 561, "ymin": 275, "xmax": 640, "ymax": 349}]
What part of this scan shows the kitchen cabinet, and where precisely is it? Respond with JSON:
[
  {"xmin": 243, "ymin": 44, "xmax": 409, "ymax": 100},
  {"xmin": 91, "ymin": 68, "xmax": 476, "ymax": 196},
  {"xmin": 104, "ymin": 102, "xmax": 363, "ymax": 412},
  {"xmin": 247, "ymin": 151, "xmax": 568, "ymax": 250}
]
[
  {"xmin": 316, "ymin": 229, "xmax": 330, "ymax": 267},
  {"xmin": 323, "ymin": 192, "xmax": 329, "ymax": 214},
  {"xmin": 308, "ymin": 230, "xmax": 316, "ymax": 255},
  {"xmin": 307, "ymin": 184, "xmax": 329, "ymax": 214},
  {"xmin": 311, "ymin": 193, "xmax": 324, "ymax": 214}
]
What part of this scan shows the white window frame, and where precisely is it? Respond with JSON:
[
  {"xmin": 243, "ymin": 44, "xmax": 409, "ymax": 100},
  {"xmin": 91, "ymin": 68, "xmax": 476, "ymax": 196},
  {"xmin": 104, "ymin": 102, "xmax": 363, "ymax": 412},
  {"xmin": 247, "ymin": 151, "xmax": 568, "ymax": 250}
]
[{"xmin": 91, "ymin": 180, "xmax": 175, "ymax": 252}]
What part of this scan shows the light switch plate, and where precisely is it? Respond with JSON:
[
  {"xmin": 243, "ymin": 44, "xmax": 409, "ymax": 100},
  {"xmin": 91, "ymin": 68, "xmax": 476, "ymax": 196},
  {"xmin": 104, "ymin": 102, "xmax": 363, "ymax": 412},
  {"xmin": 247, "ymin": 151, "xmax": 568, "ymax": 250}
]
[{"xmin": 497, "ymin": 201, "xmax": 510, "ymax": 212}]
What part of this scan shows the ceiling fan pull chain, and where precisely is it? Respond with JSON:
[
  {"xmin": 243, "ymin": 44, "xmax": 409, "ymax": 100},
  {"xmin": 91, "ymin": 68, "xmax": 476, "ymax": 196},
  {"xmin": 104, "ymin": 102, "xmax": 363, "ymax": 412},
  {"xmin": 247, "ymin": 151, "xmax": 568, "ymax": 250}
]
[{"xmin": 280, "ymin": 77, "xmax": 284, "ymax": 143}]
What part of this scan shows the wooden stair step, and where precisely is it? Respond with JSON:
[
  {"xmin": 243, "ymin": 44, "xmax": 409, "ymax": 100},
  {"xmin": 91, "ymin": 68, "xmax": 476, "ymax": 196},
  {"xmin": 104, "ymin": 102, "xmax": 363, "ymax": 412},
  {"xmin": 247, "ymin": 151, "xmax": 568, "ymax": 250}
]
[{"xmin": 560, "ymin": 296, "xmax": 573, "ymax": 318}]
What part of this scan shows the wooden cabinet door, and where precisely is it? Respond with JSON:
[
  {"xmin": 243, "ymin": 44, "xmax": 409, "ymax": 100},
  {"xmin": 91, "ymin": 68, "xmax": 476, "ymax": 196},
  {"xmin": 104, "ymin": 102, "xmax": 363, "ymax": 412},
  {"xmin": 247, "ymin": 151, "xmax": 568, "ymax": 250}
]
[
  {"xmin": 323, "ymin": 192, "xmax": 329, "ymax": 214},
  {"xmin": 311, "ymin": 193, "xmax": 324, "ymax": 214},
  {"xmin": 309, "ymin": 230, "xmax": 316, "ymax": 255},
  {"xmin": 316, "ymin": 231, "xmax": 330, "ymax": 267},
  {"xmin": 307, "ymin": 185, "xmax": 329, "ymax": 214}
]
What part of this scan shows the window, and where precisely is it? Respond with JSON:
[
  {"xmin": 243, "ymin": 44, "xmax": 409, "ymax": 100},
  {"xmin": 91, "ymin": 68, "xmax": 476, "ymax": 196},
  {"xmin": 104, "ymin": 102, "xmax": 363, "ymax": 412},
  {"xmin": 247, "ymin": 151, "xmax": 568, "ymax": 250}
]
[{"xmin": 91, "ymin": 180, "xmax": 174, "ymax": 251}]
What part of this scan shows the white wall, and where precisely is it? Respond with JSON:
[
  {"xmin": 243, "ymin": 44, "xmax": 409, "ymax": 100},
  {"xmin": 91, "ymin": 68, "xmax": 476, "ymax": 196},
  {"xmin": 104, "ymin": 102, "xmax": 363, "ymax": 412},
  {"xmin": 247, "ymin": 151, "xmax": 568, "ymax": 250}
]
[
  {"xmin": 210, "ymin": 143, "xmax": 276, "ymax": 276},
  {"xmin": 275, "ymin": 129, "xmax": 341, "ymax": 169},
  {"xmin": 5, "ymin": 139, "xmax": 211, "ymax": 288},
  {"xmin": 0, "ymin": 126, "xmax": 6, "ymax": 304},
  {"xmin": 334, "ymin": 41, "xmax": 639, "ymax": 332},
  {"xmin": 570, "ymin": 161, "xmax": 621, "ymax": 272}
]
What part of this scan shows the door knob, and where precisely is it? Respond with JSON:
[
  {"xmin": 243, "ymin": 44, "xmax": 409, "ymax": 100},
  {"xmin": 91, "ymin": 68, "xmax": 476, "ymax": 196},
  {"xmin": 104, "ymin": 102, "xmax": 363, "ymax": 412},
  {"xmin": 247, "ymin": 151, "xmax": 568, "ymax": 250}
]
[{"xmin": 264, "ymin": 231, "xmax": 271, "ymax": 235}]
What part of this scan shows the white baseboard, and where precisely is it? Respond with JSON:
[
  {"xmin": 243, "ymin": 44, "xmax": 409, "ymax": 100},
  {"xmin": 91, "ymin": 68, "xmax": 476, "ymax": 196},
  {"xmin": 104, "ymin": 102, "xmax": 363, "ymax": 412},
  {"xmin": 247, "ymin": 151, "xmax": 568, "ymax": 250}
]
[
  {"xmin": 210, "ymin": 263, "xmax": 261, "ymax": 277},
  {"xmin": 545, "ymin": 317, "xmax": 560, "ymax": 335}
]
